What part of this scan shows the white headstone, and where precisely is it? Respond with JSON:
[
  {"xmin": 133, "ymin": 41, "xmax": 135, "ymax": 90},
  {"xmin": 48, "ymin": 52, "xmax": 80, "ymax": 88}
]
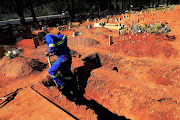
[
  {"xmin": 123, "ymin": 16, "xmax": 125, "ymax": 19},
  {"xmin": 94, "ymin": 23, "xmax": 100, "ymax": 27},
  {"xmin": 118, "ymin": 23, "xmax": 121, "ymax": 26},
  {"xmin": 87, "ymin": 18, "xmax": 90, "ymax": 22},
  {"xmin": 126, "ymin": 15, "xmax": 128, "ymax": 18},
  {"xmin": 73, "ymin": 31, "xmax": 78, "ymax": 37},
  {"xmin": 88, "ymin": 25, "xmax": 92, "ymax": 29},
  {"xmin": 57, "ymin": 26, "xmax": 61, "ymax": 31},
  {"xmin": 42, "ymin": 26, "xmax": 47, "ymax": 31},
  {"xmin": 115, "ymin": 18, "xmax": 118, "ymax": 21},
  {"xmin": 119, "ymin": 18, "xmax": 121, "ymax": 21}
]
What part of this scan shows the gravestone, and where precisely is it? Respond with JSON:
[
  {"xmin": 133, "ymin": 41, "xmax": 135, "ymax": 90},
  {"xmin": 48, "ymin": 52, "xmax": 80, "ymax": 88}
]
[
  {"xmin": 109, "ymin": 35, "xmax": 113, "ymax": 46},
  {"xmin": 57, "ymin": 26, "xmax": 61, "ymax": 31},
  {"xmin": 119, "ymin": 18, "xmax": 121, "ymax": 21},
  {"xmin": 87, "ymin": 18, "xmax": 90, "ymax": 22},
  {"xmin": 115, "ymin": 18, "xmax": 118, "ymax": 21},
  {"xmin": 42, "ymin": 26, "xmax": 47, "ymax": 31},
  {"xmin": 0, "ymin": 46, "xmax": 5, "ymax": 59},
  {"xmin": 118, "ymin": 23, "xmax": 121, "ymax": 26},
  {"xmin": 88, "ymin": 25, "xmax": 92, "ymax": 29},
  {"xmin": 32, "ymin": 37, "xmax": 39, "ymax": 49},
  {"xmin": 73, "ymin": 31, "xmax": 78, "ymax": 37},
  {"xmin": 123, "ymin": 16, "xmax": 125, "ymax": 19},
  {"xmin": 94, "ymin": 23, "xmax": 100, "ymax": 27},
  {"xmin": 119, "ymin": 29, "xmax": 122, "ymax": 35},
  {"xmin": 126, "ymin": 15, "xmax": 128, "ymax": 18},
  {"xmin": 16, "ymin": 37, "xmax": 23, "ymax": 42}
]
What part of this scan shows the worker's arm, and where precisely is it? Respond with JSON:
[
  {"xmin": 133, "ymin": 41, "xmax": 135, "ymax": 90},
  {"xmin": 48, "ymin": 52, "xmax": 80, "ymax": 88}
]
[{"xmin": 45, "ymin": 35, "xmax": 58, "ymax": 54}]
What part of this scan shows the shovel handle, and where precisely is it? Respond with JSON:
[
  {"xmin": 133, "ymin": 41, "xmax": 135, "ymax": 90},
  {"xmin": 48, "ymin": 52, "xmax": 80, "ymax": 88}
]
[{"xmin": 47, "ymin": 56, "xmax": 58, "ymax": 88}]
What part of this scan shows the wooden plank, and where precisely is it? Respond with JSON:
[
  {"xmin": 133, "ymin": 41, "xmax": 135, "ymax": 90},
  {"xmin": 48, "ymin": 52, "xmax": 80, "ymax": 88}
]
[
  {"xmin": 0, "ymin": 46, "xmax": 5, "ymax": 59},
  {"xmin": 32, "ymin": 37, "xmax": 39, "ymax": 49},
  {"xmin": 109, "ymin": 35, "xmax": 113, "ymax": 47}
]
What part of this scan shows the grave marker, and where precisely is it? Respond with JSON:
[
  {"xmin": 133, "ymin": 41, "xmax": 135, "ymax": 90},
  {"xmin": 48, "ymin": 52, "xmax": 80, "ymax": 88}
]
[
  {"xmin": 88, "ymin": 25, "xmax": 92, "ymax": 29},
  {"xmin": 68, "ymin": 26, "xmax": 71, "ymax": 29},
  {"xmin": 109, "ymin": 35, "xmax": 113, "ymax": 46},
  {"xmin": 118, "ymin": 23, "xmax": 121, "ymax": 26},
  {"xmin": 32, "ymin": 37, "xmax": 39, "ymax": 49},
  {"xmin": 57, "ymin": 26, "xmax": 62, "ymax": 31},
  {"xmin": 123, "ymin": 16, "xmax": 125, "ymax": 19},
  {"xmin": 126, "ymin": 15, "xmax": 128, "ymax": 18},
  {"xmin": 42, "ymin": 26, "xmax": 47, "ymax": 31},
  {"xmin": 119, "ymin": 18, "xmax": 121, "ymax": 21},
  {"xmin": 115, "ymin": 18, "xmax": 118, "ymax": 21},
  {"xmin": 0, "ymin": 46, "xmax": 5, "ymax": 59},
  {"xmin": 16, "ymin": 37, "xmax": 23, "ymax": 42},
  {"xmin": 87, "ymin": 18, "xmax": 90, "ymax": 22},
  {"xmin": 73, "ymin": 31, "xmax": 78, "ymax": 37}
]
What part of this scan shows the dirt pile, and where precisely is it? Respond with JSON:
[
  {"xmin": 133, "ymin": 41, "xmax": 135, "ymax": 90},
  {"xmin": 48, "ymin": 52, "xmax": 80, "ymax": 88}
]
[
  {"xmin": 68, "ymin": 38, "xmax": 100, "ymax": 48},
  {"xmin": 0, "ymin": 57, "xmax": 33, "ymax": 78},
  {"xmin": 106, "ymin": 33, "xmax": 178, "ymax": 58}
]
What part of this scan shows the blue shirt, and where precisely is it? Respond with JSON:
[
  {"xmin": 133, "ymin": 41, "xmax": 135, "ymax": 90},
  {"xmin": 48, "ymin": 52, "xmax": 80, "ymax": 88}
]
[{"xmin": 45, "ymin": 34, "xmax": 70, "ymax": 62}]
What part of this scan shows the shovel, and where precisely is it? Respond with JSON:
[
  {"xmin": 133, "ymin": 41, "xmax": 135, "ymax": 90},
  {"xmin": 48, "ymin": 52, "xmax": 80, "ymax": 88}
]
[{"xmin": 47, "ymin": 56, "xmax": 59, "ymax": 87}]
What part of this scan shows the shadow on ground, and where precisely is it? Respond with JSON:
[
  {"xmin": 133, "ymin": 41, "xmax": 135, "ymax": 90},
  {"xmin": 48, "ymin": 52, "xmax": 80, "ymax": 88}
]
[{"xmin": 62, "ymin": 53, "xmax": 131, "ymax": 120}]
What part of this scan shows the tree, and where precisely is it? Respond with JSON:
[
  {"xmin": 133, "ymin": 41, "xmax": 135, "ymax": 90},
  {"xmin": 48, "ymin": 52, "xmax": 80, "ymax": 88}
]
[{"xmin": 0, "ymin": 0, "xmax": 26, "ymax": 25}]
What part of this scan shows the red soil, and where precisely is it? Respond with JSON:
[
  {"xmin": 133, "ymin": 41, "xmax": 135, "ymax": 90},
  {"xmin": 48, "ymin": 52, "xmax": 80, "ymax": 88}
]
[{"xmin": 0, "ymin": 5, "xmax": 180, "ymax": 120}]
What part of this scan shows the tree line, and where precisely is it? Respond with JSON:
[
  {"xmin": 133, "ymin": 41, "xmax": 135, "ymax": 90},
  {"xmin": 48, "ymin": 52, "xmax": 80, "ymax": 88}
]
[{"xmin": 0, "ymin": 0, "xmax": 179, "ymax": 25}]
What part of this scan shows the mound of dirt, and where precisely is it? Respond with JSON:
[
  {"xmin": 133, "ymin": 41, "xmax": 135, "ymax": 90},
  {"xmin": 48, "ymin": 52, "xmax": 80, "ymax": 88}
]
[
  {"xmin": 0, "ymin": 57, "xmax": 33, "ymax": 78},
  {"xmin": 108, "ymin": 33, "xmax": 178, "ymax": 58},
  {"xmin": 92, "ymin": 27, "xmax": 112, "ymax": 33},
  {"xmin": 16, "ymin": 39, "xmax": 35, "ymax": 49},
  {"xmin": 68, "ymin": 38, "xmax": 100, "ymax": 48}
]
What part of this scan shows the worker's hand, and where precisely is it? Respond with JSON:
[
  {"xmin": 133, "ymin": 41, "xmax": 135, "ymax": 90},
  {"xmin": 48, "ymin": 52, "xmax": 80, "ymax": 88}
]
[{"xmin": 45, "ymin": 52, "xmax": 49, "ymax": 56}]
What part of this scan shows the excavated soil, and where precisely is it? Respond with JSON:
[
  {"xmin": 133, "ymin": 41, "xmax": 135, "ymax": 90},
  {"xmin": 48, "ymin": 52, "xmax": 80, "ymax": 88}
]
[{"xmin": 0, "ymin": 5, "xmax": 180, "ymax": 120}]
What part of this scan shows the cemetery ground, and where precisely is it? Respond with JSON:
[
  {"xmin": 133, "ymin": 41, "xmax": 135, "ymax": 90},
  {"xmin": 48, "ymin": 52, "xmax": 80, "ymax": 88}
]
[{"xmin": 0, "ymin": 5, "xmax": 180, "ymax": 120}]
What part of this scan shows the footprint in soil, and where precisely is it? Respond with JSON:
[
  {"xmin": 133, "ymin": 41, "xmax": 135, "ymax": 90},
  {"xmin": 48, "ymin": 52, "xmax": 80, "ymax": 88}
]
[{"xmin": 62, "ymin": 53, "xmax": 130, "ymax": 120}]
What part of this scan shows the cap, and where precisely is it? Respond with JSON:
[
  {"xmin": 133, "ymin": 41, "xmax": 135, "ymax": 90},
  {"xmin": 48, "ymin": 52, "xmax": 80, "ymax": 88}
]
[{"xmin": 37, "ymin": 32, "xmax": 46, "ymax": 41}]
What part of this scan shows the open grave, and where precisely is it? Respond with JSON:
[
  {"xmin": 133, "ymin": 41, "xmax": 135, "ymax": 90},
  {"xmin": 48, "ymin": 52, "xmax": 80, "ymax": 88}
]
[{"xmin": 0, "ymin": 5, "xmax": 180, "ymax": 120}]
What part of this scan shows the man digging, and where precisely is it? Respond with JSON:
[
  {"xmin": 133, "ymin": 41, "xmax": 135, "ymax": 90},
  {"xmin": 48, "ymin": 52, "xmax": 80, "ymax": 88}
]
[{"xmin": 37, "ymin": 32, "xmax": 73, "ymax": 91}]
